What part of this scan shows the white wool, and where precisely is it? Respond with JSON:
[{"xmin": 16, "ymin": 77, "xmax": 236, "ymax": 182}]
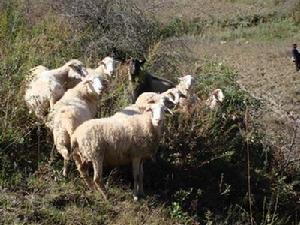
[
  {"xmin": 24, "ymin": 59, "xmax": 87, "ymax": 121},
  {"xmin": 46, "ymin": 75, "xmax": 107, "ymax": 176},
  {"xmin": 135, "ymin": 75, "xmax": 196, "ymax": 109},
  {"xmin": 71, "ymin": 101, "xmax": 166, "ymax": 200}
]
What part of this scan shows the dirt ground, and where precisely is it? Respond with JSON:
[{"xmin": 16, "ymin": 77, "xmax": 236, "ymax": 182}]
[
  {"xmin": 134, "ymin": 0, "xmax": 279, "ymax": 24},
  {"xmin": 136, "ymin": 0, "xmax": 300, "ymax": 168},
  {"xmin": 156, "ymin": 35, "xmax": 300, "ymax": 167},
  {"xmin": 188, "ymin": 39, "xmax": 300, "ymax": 166}
]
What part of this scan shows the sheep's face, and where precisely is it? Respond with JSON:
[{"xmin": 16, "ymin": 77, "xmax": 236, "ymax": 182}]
[
  {"xmin": 178, "ymin": 75, "xmax": 195, "ymax": 93},
  {"xmin": 149, "ymin": 103, "xmax": 165, "ymax": 127},
  {"xmin": 206, "ymin": 89, "xmax": 225, "ymax": 109},
  {"xmin": 169, "ymin": 90, "xmax": 182, "ymax": 106},
  {"xmin": 86, "ymin": 76, "xmax": 105, "ymax": 95},
  {"xmin": 66, "ymin": 59, "xmax": 88, "ymax": 79},
  {"xmin": 206, "ymin": 95, "xmax": 217, "ymax": 109},
  {"xmin": 68, "ymin": 67, "xmax": 88, "ymax": 79},
  {"xmin": 213, "ymin": 89, "xmax": 225, "ymax": 102},
  {"xmin": 98, "ymin": 56, "xmax": 118, "ymax": 77}
]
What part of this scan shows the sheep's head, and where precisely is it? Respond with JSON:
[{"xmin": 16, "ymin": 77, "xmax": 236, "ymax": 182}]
[
  {"xmin": 146, "ymin": 98, "xmax": 171, "ymax": 127},
  {"xmin": 146, "ymin": 102, "xmax": 164, "ymax": 127},
  {"xmin": 65, "ymin": 59, "xmax": 88, "ymax": 78},
  {"xmin": 98, "ymin": 56, "xmax": 119, "ymax": 77},
  {"xmin": 213, "ymin": 89, "xmax": 225, "ymax": 102},
  {"xmin": 166, "ymin": 89, "xmax": 186, "ymax": 107},
  {"xmin": 84, "ymin": 76, "xmax": 108, "ymax": 95},
  {"xmin": 178, "ymin": 75, "xmax": 195, "ymax": 95},
  {"xmin": 206, "ymin": 89, "xmax": 225, "ymax": 109}
]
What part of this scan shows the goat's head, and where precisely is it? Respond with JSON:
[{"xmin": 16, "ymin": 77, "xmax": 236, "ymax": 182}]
[{"xmin": 126, "ymin": 58, "xmax": 146, "ymax": 80}]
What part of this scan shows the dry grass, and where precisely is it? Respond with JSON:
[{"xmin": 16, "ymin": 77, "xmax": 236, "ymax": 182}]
[
  {"xmin": 133, "ymin": 0, "xmax": 279, "ymax": 24},
  {"xmin": 0, "ymin": 164, "xmax": 178, "ymax": 225},
  {"xmin": 1, "ymin": 1, "xmax": 300, "ymax": 224}
]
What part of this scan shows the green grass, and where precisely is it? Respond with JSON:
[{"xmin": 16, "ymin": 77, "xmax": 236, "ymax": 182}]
[
  {"xmin": 213, "ymin": 18, "xmax": 299, "ymax": 42},
  {"xmin": 0, "ymin": 0, "xmax": 299, "ymax": 224}
]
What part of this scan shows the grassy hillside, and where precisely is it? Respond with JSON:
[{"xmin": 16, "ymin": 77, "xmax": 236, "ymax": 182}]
[{"xmin": 1, "ymin": 0, "xmax": 299, "ymax": 224}]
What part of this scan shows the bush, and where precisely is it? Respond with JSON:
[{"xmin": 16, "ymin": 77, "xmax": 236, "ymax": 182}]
[{"xmin": 50, "ymin": 0, "xmax": 159, "ymax": 59}]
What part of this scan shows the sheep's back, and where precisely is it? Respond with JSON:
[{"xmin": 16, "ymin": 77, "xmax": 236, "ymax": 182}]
[{"xmin": 74, "ymin": 114, "xmax": 158, "ymax": 166}]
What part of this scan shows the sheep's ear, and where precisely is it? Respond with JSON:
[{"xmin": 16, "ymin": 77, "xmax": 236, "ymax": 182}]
[
  {"xmin": 101, "ymin": 78, "xmax": 109, "ymax": 89},
  {"xmin": 82, "ymin": 78, "xmax": 91, "ymax": 84},
  {"xmin": 137, "ymin": 105, "xmax": 147, "ymax": 111},
  {"xmin": 179, "ymin": 92, "xmax": 187, "ymax": 98},
  {"xmin": 98, "ymin": 61, "xmax": 106, "ymax": 67},
  {"xmin": 125, "ymin": 58, "xmax": 132, "ymax": 64},
  {"xmin": 145, "ymin": 105, "xmax": 152, "ymax": 112},
  {"xmin": 68, "ymin": 64, "xmax": 77, "ymax": 70}
]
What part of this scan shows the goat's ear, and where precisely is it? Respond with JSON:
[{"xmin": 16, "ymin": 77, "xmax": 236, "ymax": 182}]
[
  {"xmin": 139, "ymin": 59, "xmax": 146, "ymax": 66},
  {"xmin": 111, "ymin": 47, "xmax": 117, "ymax": 57},
  {"xmin": 164, "ymin": 106, "xmax": 173, "ymax": 115}
]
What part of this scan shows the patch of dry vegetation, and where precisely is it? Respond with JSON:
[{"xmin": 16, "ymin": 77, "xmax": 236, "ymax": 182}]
[
  {"xmin": 1, "ymin": 0, "xmax": 300, "ymax": 224},
  {"xmin": 133, "ymin": 0, "xmax": 279, "ymax": 24}
]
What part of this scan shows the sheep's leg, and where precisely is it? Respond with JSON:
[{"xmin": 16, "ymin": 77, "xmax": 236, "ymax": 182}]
[
  {"xmin": 73, "ymin": 153, "xmax": 95, "ymax": 190},
  {"xmin": 63, "ymin": 159, "xmax": 69, "ymax": 177},
  {"xmin": 54, "ymin": 130, "xmax": 71, "ymax": 177},
  {"xmin": 138, "ymin": 160, "xmax": 144, "ymax": 197},
  {"xmin": 132, "ymin": 158, "xmax": 141, "ymax": 201},
  {"xmin": 93, "ymin": 158, "xmax": 107, "ymax": 201},
  {"xmin": 49, "ymin": 143, "xmax": 55, "ymax": 163},
  {"xmin": 57, "ymin": 145, "xmax": 70, "ymax": 177},
  {"xmin": 49, "ymin": 96, "xmax": 55, "ymax": 110}
]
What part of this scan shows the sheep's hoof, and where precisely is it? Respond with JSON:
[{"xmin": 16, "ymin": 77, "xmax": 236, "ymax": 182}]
[{"xmin": 133, "ymin": 192, "xmax": 145, "ymax": 201}]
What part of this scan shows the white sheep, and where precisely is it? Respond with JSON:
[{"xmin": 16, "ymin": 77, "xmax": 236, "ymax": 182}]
[
  {"xmin": 71, "ymin": 100, "xmax": 167, "ymax": 201},
  {"xmin": 25, "ymin": 65, "xmax": 48, "ymax": 83},
  {"xmin": 24, "ymin": 59, "xmax": 88, "ymax": 121},
  {"xmin": 205, "ymin": 89, "xmax": 225, "ymax": 110},
  {"xmin": 46, "ymin": 74, "xmax": 107, "ymax": 176}
]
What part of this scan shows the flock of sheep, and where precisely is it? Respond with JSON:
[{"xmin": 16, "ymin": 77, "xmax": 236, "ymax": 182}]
[{"xmin": 24, "ymin": 54, "xmax": 225, "ymax": 201}]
